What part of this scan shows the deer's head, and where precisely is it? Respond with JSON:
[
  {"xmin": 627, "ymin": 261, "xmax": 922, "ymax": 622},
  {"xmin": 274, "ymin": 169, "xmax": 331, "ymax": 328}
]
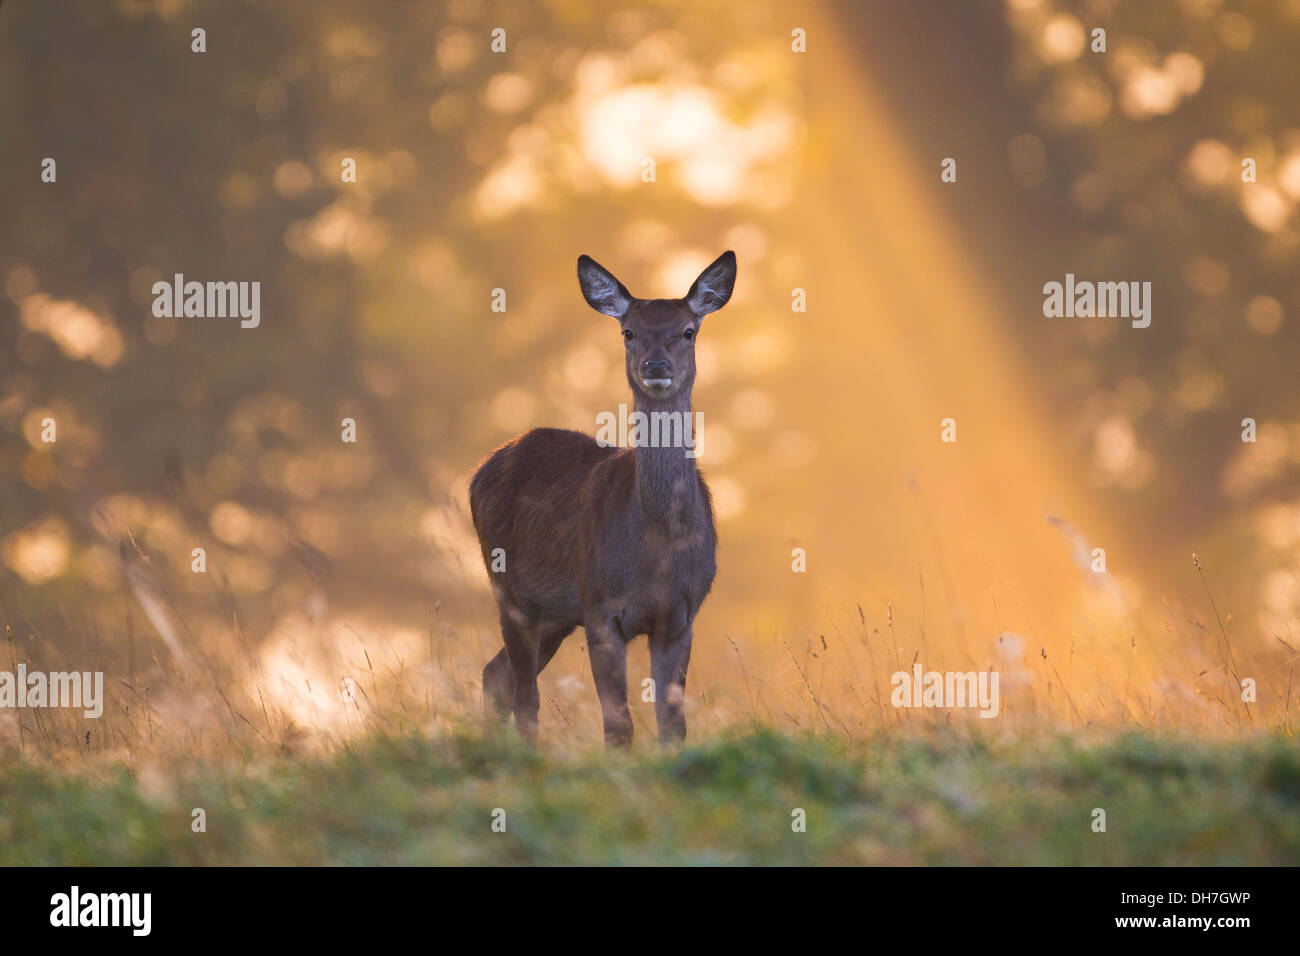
[{"xmin": 577, "ymin": 251, "xmax": 737, "ymax": 403}]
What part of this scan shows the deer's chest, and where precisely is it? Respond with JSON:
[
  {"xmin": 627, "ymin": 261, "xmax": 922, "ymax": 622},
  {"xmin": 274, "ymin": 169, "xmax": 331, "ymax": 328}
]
[{"xmin": 586, "ymin": 517, "xmax": 716, "ymax": 637}]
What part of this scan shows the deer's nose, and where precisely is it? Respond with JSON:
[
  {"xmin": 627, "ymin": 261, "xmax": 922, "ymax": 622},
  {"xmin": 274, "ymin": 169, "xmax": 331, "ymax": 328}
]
[{"xmin": 642, "ymin": 358, "xmax": 672, "ymax": 377}]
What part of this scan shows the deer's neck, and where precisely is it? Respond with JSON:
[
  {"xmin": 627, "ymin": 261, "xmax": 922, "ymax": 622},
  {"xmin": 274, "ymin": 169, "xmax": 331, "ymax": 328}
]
[{"xmin": 632, "ymin": 390, "xmax": 703, "ymax": 531}]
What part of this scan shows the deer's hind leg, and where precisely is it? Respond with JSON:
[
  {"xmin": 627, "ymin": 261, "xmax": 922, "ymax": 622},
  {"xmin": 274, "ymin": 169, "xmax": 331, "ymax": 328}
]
[
  {"xmin": 497, "ymin": 610, "xmax": 540, "ymax": 742},
  {"xmin": 482, "ymin": 648, "xmax": 515, "ymax": 720},
  {"xmin": 483, "ymin": 620, "xmax": 576, "ymax": 721},
  {"xmin": 489, "ymin": 611, "xmax": 577, "ymax": 742}
]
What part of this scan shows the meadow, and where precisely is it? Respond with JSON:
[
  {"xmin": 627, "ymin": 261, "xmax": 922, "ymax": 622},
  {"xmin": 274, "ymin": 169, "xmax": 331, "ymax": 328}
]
[
  {"xmin": 4, "ymin": 724, "xmax": 1298, "ymax": 866},
  {"xmin": 2, "ymin": 564, "xmax": 1296, "ymax": 867}
]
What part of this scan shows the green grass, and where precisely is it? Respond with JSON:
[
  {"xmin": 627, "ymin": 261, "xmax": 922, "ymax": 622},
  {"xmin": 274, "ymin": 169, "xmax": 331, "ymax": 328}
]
[{"xmin": 2, "ymin": 728, "xmax": 1298, "ymax": 865}]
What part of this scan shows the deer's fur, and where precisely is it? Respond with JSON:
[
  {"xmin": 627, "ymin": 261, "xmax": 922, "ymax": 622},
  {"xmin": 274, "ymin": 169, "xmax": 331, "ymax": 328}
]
[{"xmin": 470, "ymin": 251, "xmax": 737, "ymax": 745}]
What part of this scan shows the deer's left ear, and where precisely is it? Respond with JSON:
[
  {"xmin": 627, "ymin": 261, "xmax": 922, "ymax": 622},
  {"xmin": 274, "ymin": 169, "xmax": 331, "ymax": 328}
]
[{"xmin": 684, "ymin": 250, "xmax": 736, "ymax": 317}]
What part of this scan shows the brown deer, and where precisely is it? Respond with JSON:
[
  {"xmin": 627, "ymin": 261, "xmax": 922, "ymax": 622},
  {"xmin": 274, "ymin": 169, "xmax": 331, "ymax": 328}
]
[{"xmin": 469, "ymin": 251, "xmax": 736, "ymax": 746}]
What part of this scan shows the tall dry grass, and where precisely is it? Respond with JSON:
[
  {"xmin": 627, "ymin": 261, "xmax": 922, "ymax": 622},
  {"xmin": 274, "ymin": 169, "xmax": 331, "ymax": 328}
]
[{"xmin": 1, "ymin": 519, "xmax": 1293, "ymax": 773}]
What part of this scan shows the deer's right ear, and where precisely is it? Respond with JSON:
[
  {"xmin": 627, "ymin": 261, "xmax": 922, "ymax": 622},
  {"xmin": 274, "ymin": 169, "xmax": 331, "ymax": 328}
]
[{"xmin": 577, "ymin": 255, "xmax": 633, "ymax": 319}]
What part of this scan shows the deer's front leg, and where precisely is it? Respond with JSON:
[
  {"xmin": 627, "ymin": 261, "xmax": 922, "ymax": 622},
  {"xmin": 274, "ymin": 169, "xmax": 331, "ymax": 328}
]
[
  {"xmin": 649, "ymin": 618, "xmax": 692, "ymax": 743},
  {"xmin": 586, "ymin": 620, "xmax": 633, "ymax": 747}
]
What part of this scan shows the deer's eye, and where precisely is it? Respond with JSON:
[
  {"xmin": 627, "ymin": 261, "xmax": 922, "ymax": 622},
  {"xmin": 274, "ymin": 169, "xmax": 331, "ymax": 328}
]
[
  {"xmin": 622, "ymin": 328, "xmax": 635, "ymax": 342},
  {"xmin": 682, "ymin": 327, "xmax": 696, "ymax": 340}
]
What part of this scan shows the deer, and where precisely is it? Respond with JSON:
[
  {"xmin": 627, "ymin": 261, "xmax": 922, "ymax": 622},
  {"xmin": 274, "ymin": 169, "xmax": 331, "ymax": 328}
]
[{"xmin": 469, "ymin": 250, "xmax": 737, "ymax": 747}]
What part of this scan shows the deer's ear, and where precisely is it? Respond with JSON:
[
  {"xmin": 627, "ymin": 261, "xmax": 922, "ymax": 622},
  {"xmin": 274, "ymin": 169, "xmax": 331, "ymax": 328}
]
[
  {"xmin": 577, "ymin": 255, "xmax": 633, "ymax": 319},
  {"xmin": 684, "ymin": 250, "xmax": 737, "ymax": 317}
]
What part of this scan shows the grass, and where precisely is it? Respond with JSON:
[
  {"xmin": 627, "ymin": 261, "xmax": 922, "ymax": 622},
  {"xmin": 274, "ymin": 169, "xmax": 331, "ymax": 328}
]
[
  {"xmin": 1, "ymin": 539, "xmax": 1296, "ymax": 866},
  {"xmin": 3, "ymin": 725, "xmax": 1298, "ymax": 865}
]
